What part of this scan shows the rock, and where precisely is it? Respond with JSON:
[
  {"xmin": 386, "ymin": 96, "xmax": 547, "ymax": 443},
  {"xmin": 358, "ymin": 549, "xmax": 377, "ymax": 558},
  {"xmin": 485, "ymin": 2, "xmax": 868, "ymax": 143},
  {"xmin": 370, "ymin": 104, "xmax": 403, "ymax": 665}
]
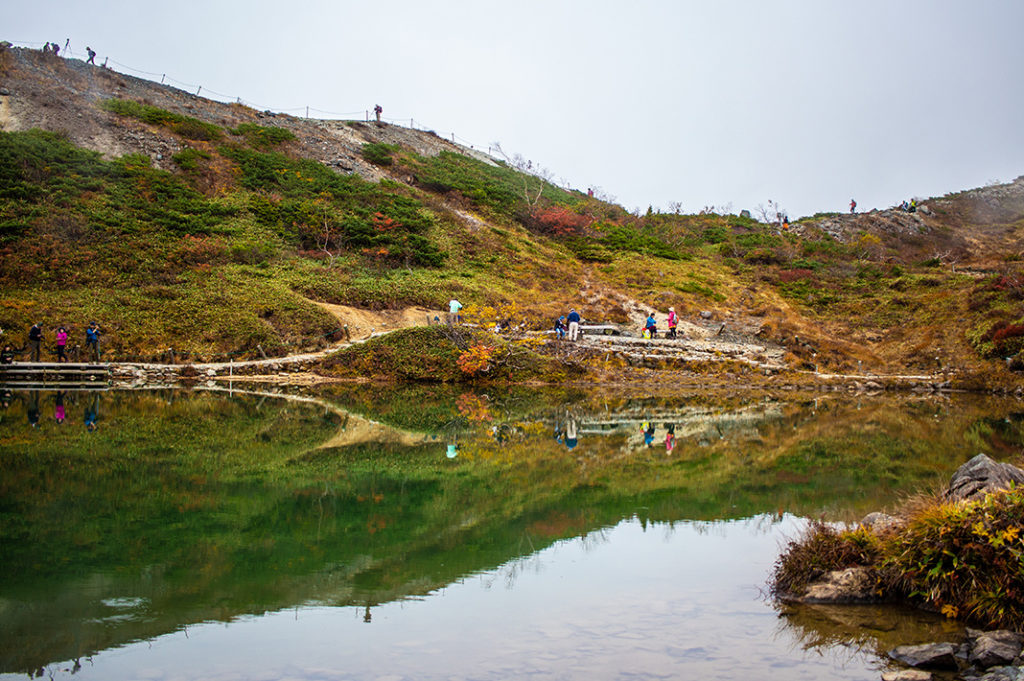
[
  {"xmin": 860, "ymin": 512, "xmax": 904, "ymax": 534},
  {"xmin": 800, "ymin": 567, "xmax": 882, "ymax": 603},
  {"xmin": 882, "ymin": 670, "xmax": 933, "ymax": 681},
  {"xmin": 888, "ymin": 642, "xmax": 959, "ymax": 669},
  {"xmin": 943, "ymin": 454, "xmax": 1024, "ymax": 504},
  {"xmin": 700, "ymin": 310, "xmax": 713, "ymax": 320},
  {"xmin": 205, "ymin": 369, "xmax": 217, "ymax": 377},
  {"xmin": 965, "ymin": 666, "xmax": 1024, "ymax": 681},
  {"xmin": 969, "ymin": 630, "xmax": 1024, "ymax": 668}
]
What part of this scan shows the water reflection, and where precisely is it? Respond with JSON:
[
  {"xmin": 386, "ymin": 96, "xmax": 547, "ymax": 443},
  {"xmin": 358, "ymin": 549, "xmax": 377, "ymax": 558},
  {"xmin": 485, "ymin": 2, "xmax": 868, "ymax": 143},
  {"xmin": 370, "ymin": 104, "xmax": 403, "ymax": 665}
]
[{"xmin": 0, "ymin": 384, "xmax": 1021, "ymax": 679}]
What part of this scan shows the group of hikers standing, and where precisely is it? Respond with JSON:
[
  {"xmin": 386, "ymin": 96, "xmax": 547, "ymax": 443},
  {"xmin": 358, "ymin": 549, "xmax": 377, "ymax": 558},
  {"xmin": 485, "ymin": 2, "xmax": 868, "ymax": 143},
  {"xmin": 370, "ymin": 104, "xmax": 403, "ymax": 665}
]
[
  {"xmin": 554, "ymin": 306, "xmax": 680, "ymax": 340},
  {"xmin": 0, "ymin": 322, "xmax": 101, "ymax": 364}
]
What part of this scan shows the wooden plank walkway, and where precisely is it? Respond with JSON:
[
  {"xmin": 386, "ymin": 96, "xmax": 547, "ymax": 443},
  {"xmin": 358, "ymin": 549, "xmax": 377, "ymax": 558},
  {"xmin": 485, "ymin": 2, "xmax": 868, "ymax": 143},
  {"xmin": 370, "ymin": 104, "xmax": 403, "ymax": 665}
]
[{"xmin": 0, "ymin": 362, "xmax": 110, "ymax": 384}]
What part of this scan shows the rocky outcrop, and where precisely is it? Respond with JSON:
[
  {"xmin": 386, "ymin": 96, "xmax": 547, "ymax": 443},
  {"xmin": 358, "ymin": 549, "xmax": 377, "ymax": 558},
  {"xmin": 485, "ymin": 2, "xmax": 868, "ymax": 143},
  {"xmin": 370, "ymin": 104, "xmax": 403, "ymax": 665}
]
[
  {"xmin": 797, "ymin": 567, "xmax": 883, "ymax": 604},
  {"xmin": 943, "ymin": 454, "xmax": 1024, "ymax": 504}
]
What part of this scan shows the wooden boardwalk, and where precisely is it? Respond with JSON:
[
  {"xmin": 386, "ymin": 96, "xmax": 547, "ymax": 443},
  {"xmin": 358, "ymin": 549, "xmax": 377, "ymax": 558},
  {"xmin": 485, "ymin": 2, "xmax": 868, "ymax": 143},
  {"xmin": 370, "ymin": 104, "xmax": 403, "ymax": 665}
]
[{"xmin": 0, "ymin": 361, "xmax": 110, "ymax": 384}]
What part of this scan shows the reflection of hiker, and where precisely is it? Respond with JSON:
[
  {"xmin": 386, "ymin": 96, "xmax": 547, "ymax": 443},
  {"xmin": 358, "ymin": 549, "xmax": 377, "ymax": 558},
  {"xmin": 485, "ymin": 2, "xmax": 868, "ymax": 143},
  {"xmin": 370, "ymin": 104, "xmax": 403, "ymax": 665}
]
[
  {"xmin": 665, "ymin": 423, "xmax": 676, "ymax": 454},
  {"xmin": 27, "ymin": 391, "xmax": 40, "ymax": 428},
  {"xmin": 849, "ymin": 198, "xmax": 857, "ymax": 214},
  {"xmin": 85, "ymin": 322, "xmax": 100, "ymax": 361},
  {"xmin": 565, "ymin": 418, "xmax": 578, "ymax": 449},
  {"xmin": 55, "ymin": 326, "xmax": 69, "ymax": 362},
  {"xmin": 554, "ymin": 315, "xmax": 566, "ymax": 340},
  {"xmin": 0, "ymin": 345, "xmax": 14, "ymax": 364},
  {"xmin": 641, "ymin": 420, "xmax": 655, "ymax": 447},
  {"xmin": 54, "ymin": 391, "xmax": 67, "ymax": 424},
  {"xmin": 28, "ymin": 323, "xmax": 43, "ymax": 362},
  {"xmin": 447, "ymin": 299, "xmax": 462, "ymax": 326},
  {"xmin": 567, "ymin": 308, "xmax": 581, "ymax": 341},
  {"xmin": 666, "ymin": 307, "xmax": 678, "ymax": 339},
  {"xmin": 86, "ymin": 47, "xmax": 96, "ymax": 64},
  {"xmin": 374, "ymin": 104, "xmax": 382, "ymax": 122},
  {"xmin": 84, "ymin": 394, "xmax": 99, "ymax": 432}
]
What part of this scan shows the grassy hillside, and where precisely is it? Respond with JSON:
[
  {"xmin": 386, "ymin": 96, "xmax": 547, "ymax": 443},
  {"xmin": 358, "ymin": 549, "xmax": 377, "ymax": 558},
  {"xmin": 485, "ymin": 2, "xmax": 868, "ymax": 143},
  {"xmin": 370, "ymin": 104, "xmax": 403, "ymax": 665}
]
[{"xmin": 0, "ymin": 43, "xmax": 1022, "ymax": 384}]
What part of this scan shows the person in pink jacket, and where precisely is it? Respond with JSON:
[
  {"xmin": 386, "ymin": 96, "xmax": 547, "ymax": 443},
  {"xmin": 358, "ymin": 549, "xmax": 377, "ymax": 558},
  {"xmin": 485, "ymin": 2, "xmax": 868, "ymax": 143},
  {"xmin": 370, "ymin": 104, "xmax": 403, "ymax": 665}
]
[{"xmin": 55, "ymin": 326, "xmax": 69, "ymax": 362}]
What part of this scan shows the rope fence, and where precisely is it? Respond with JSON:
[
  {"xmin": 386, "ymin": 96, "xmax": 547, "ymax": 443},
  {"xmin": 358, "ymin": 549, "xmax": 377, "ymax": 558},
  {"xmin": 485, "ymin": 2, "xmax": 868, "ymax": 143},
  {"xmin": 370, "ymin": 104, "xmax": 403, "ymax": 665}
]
[{"xmin": 3, "ymin": 39, "xmax": 500, "ymax": 156}]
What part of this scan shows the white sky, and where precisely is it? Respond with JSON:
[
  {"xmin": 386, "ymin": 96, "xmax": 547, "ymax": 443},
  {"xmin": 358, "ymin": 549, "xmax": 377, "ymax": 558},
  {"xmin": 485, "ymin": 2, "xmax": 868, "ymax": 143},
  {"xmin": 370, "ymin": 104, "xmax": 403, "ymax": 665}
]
[{"xmin": 6, "ymin": 0, "xmax": 1024, "ymax": 218}]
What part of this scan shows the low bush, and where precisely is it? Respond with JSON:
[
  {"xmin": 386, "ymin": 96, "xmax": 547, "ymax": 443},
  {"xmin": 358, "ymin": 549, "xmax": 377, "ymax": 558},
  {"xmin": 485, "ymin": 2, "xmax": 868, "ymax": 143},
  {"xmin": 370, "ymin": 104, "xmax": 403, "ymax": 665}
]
[
  {"xmin": 101, "ymin": 98, "xmax": 223, "ymax": 141},
  {"xmin": 231, "ymin": 123, "xmax": 295, "ymax": 150},
  {"xmin": 362, "ymin": 142, "xmax": 399, "ymax": 166}
]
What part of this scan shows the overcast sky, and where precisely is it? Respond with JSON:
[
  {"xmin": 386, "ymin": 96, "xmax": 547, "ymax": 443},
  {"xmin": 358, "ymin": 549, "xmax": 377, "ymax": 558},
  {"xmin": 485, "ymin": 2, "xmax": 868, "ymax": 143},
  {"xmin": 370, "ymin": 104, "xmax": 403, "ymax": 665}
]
[{"xmin": 7, "ymin": 0, "xmax": 1024, "ymax": 218}]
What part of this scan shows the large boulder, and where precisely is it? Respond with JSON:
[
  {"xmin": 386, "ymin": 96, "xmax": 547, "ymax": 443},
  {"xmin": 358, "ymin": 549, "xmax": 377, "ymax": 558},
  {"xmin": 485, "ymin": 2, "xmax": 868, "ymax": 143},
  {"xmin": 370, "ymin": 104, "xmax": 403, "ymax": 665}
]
[
  {"xmin": 968, "ymin": 629, "xmax": 1024, "ymax": 669},
  {"xmin": 943, "ymin": 454, "xmax": 1024, "ymax": 504},
  {"xmin": 888, "ymin": 642, "xmax": 959, "ymax": 669}
]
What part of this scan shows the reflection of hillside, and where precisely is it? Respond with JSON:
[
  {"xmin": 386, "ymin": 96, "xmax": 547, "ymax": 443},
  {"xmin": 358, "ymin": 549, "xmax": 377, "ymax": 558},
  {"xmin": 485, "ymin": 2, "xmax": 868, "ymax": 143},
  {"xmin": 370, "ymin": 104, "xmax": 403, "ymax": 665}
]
[{"xmin": 0, "ymin": 388, "xmax": 1022, "ymax": 674}]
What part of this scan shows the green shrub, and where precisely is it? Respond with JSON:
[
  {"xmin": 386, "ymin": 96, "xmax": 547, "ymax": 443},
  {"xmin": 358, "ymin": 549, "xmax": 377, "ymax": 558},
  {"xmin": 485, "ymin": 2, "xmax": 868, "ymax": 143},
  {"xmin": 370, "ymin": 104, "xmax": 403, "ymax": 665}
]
[
  {"xmin": 769, "ymin": 522, "xmax": 882, "ymax": 597},
  {"xmin": 702, "ymin": 226, "xmax": 730, "ymax": 244},
  {"xmin": 101, "ymin": 98, "xmax": 223, "ymax": 141},
  {"xmin": 882, "ymin": 488, "xmax": 1024, "ymax": 628},
  {"xmin": 231, "ymin": 123, "xmax": 295, "ymax": 150},
  {"xmin": 362, "ymin": 142, "xmax": 399, "ymax": 166}
]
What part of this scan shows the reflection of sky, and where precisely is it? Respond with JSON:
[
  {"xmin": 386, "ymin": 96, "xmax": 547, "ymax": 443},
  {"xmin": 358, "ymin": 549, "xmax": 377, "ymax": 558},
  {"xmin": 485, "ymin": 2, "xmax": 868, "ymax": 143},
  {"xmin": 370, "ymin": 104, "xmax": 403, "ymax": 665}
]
[{"xmin": 16, "ymin": 516, "xmax": 893, "ymax": 681}]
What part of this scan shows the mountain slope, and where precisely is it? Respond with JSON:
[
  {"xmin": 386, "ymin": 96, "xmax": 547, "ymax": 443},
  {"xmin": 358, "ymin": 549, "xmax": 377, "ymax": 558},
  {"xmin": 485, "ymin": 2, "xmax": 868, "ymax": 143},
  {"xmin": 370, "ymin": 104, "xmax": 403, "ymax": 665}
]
[{"xmin": 1, "ymin": 44, "xmax": 1022, "ymax": 387}]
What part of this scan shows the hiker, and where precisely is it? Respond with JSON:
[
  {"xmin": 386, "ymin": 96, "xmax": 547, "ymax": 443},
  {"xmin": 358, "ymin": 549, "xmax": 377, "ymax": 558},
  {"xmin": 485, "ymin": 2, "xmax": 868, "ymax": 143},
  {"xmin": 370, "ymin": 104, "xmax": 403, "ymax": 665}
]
[
  {"xmin": 55, "ymin": 326, "xmax": 69, "ymax": 362},
  {"xmin": 85, "ymin": 322, "xmax": 100, "ymax": 361},
  {"xmin": 566, "ymin": 308, "xmax": 581, "ymax": 341},
  {"xmin": 554, "ymin": 315, "xmax": 566, "ymax": 340},
  {"xmin": 850, "ymin": 198, "xmax": 857, "ymax": 214},
  {"xmin": 51, "ymin": 42, "xmax": 60, "ymax": 56},
  {"xmin": 43, "ymin": 42, "xmax": 50, "ymax": 54},
  {"xmin": 644, "ymin": 312, "xmax": 657, "ymax": 339},
  {"xmin": 447, "ymin": 299, "xmax": 462, "ymax": 326},
  {"xmin": 28, "ymin": 322, "xmax": 43, "ymax": 362},
  {"xmin": 0, "ymin": 345, "xmax": 14, "ymax": 364},
  {"xmin": 909, "ymin": 199, "xmax": 917, "ymax": 213},
  {"xmin": 374, "ymin": 104, "xmax": 382, "ymax": 123},
  {"xmin": 666, "ymin": 307, "xmax": 678, "ymax": 339},
  {"xmin": 86, "ymin": 47, "xmax": 96, "ymax": 64}
]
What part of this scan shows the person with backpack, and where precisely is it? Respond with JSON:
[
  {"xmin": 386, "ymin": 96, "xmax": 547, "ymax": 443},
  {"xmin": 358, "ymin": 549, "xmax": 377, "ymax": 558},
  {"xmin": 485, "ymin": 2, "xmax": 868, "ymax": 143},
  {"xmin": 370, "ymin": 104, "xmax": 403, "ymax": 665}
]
[
  {"xmin": 85, "ymin": 322, "xmax": 100, "ymax": 361},
  {"xmin": 666, "ymin": 307, "xmax": 678, "ymax": 339},
  {"xmin": 554, "ymin": 315, "xmax": 566, "ymax": 340},
  {"xmin": 86, "ymin": 47, "xmax": 96, "ymax": 64}
]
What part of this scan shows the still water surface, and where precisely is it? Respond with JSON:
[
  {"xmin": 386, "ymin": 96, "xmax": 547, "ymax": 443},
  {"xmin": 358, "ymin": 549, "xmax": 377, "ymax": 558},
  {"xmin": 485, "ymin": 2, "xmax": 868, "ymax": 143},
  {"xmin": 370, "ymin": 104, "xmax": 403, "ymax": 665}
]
[{"xmin": 1, "ymin": 384, "xmax": 1020, "ymax": 680}]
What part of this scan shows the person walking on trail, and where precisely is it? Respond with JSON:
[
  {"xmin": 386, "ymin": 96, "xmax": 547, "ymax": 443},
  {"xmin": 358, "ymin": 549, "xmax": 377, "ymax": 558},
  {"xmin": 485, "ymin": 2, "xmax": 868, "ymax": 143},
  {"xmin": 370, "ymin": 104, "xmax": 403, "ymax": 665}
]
[
  {"xmin": 55, "ymin": 326, "xmax": 69, "ymax": 362},
  {"xmin": 86, "ymin": 47, "xmax": 96, "ymax": 64},
  {"xmin": 666, "ymin": 307, "xmax": 678, "ymax": 339},
  {"xmin": 28, "ymin": 323, "xmax": 43, "ymax": 362},
  {"xmin": 567, "ymin": 308, "xmax": 581, "ymax": 341},
  {"xmin": 85, "ymin": 322, "xmax": 100, "ymax": 361},
  {"xmin": 374, "ymin": 104, "xmax": 382, "ymax": 123},
  {"xmin": 850, "ymin": 198, "xmax": 857, "ymax": 214},
  {"xmin": 447, "ymin": 299, "xmax": 462, "ymax": 326}
]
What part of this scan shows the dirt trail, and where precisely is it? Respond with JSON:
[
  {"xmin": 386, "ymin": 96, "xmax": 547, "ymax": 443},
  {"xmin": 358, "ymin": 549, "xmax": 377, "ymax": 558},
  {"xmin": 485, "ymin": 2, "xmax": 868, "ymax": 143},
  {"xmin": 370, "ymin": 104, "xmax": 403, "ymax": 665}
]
[{"xmin": 306, "ymin": 300, "xmax": 446, "ymax": 340}]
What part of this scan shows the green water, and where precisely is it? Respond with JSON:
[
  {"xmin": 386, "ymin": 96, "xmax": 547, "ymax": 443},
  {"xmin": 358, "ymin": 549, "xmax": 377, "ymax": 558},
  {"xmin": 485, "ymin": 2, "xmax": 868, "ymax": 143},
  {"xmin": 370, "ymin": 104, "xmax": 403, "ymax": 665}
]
[{"xmin": 0, "ymin": 384, "xmax": 1021, "ymax": 680}]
